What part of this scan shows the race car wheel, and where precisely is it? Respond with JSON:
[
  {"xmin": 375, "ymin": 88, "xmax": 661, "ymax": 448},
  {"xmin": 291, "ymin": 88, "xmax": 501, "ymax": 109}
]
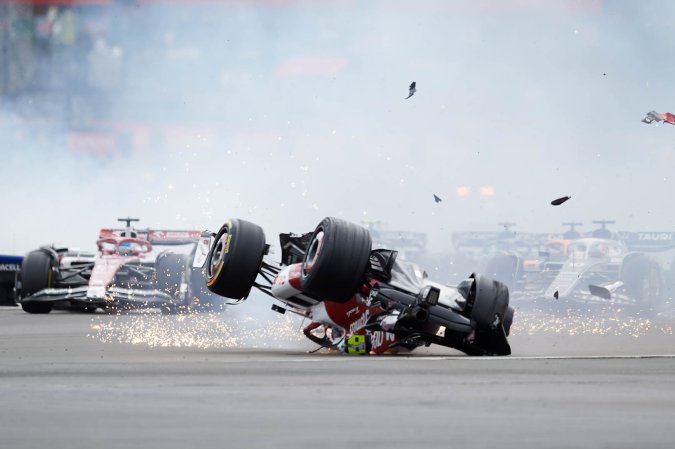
[
  {"xmin": 483, "ymin": 254, "xmax": 520, "ymax": 292},
  {"xmin": 300, "ymin": 217, "xmax": 372, "ymax": 304},
  {"xmin": 464, "ymin": 273, "xmax": 509, "ymax": 328},
  {"xmin": 620, "ymin": 255, "xmax": 664, "ymax": 311},
  {"xmin": 205, "ymin": 218, "xmax": 266, "ymax": 299},
  {"xmin": 20, "ymin": 250, "xmax": 56, "ymax": 314},
  {"xmin": 21, "ymin": 302, "xmax": 53, "ymax": 314},
  {"xmin": 0, "ymin": 285, "xmax": 11, "ymax": 306}
]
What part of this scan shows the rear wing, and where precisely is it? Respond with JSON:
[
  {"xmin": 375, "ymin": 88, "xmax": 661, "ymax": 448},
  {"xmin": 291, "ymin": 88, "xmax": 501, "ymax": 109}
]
[
  {"xmin": 98, "ymin": 229, "xmax": 202, "ymax": 244},
  {"xmin": 618, "ymin": 232, "xmax": 675, "ymax": 252}
]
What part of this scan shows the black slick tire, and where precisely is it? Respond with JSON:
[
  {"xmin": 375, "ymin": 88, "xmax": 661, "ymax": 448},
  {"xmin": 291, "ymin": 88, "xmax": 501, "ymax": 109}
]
[
  {"xmin": 204, "ymin": 219, "xmax": 266, "ymax": 300},
  {"xmin": 20, "ymin": 250, "xmax": 56, "ymax": 314},
  {"xmin": 300, "ymin": 217, "xmax": 372, "ymax": 304},
  {"xmin": 465, "ymin": 273, "xmax": 509, "ymax": 327}
]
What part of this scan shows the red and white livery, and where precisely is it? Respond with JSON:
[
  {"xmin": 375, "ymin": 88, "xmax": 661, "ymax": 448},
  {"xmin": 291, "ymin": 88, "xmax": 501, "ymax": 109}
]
[
  {"xmin": 203, "ymin": 217, "xmax": 514, "ymax": 356},
  {"xmin": 17, "ymin": 218, "xmax": 218, "ymax": 314},
  {"xmin": 642, "ymin": 111, "xmax": 675, "ymax": 125}
]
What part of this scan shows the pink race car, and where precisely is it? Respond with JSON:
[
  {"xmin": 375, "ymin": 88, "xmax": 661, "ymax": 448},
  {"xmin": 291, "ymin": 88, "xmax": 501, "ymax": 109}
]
[{"xmin": 16, "ymin": 218, "xmax": 217, "ymax": 314}]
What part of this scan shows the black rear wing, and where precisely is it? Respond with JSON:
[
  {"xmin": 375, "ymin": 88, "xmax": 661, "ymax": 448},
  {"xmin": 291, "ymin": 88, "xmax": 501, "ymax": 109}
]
[{"xmin": 618, "ymin": 232, "xmax": 675, "ymax": 252}]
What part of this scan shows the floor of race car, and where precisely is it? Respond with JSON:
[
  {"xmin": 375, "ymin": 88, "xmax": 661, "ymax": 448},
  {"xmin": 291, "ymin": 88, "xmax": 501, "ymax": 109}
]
[{"xmin": 1, "ymin": 301, "xmax": 674, "ymax": 449}]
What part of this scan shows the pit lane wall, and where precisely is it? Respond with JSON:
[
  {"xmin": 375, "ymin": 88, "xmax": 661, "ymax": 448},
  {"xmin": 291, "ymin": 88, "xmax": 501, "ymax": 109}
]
[{"xmin": 0, "ymin": 255, "xmax": 23, "ymax": 305}]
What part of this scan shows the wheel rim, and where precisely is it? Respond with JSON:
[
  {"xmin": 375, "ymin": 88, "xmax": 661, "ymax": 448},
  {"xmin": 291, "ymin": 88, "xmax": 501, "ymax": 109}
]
[
  {"xmin": 208, "ymin": 229, "xmax": 229, "ymax": 280},
  {"xmin": 302, "ymin": 230, "xmax": 324, "ymax": 278}
]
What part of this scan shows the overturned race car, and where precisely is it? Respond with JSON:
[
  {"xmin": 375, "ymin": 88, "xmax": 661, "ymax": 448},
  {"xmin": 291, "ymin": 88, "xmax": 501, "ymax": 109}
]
[
  {"xmin": 16, "ymin": 218, "xmax": 219, "ymax": 314},
  {"xmin": 203, "ymin": 217, "xmax": 514, "ymax": 356}
]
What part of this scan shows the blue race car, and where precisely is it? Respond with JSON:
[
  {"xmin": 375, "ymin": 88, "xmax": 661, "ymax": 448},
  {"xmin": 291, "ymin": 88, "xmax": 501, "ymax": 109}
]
[{"xmin": 0, "ymin": 255, "xmax": 23, "ymax": 306}]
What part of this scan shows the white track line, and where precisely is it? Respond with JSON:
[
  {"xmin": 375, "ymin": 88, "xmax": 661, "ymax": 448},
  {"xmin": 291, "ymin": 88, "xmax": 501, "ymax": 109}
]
[
  {"xmin": 249, "ymin": 354, "xmax": 675, "ymax": 363},
  {"xmin": 397, "ymin": 354, "xmax": 675, "ymax": 361}
]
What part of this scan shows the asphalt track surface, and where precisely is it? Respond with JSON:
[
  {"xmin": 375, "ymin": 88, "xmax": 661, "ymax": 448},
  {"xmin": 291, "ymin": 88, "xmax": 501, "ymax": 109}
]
[{"xmin": 2, "ymin": 304, "xmax": 675, "ymax": 449}]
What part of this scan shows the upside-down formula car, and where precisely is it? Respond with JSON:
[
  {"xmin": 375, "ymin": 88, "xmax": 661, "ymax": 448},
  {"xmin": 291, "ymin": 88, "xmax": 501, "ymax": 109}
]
[
  {"xmin": 16, "ymin": 218, "xmax": 218, "ymax": 314},
  {"xmin": 203, "ymin": 216, "xmax": 514, "ymax": 356}
]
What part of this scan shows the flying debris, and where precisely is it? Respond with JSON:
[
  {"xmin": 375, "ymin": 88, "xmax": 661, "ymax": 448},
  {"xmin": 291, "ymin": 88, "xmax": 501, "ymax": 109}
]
[
  {"xmin": 551, "ymin": 195, "xmax": 571, "ymax": 206},
  {"xmin": 642, "ymin": 111, "xmax": 675, "ymax": 125},
  {"xmin": 405, "ymin": 81, "xmax": 416, "ymax": 99},
  {"xmin": 553, "ymin": 290, "xmax": 559, "ymax": 300},
  {"xmin": 433, "ymin": 194, "xmax": 442, "ymax": 203}
]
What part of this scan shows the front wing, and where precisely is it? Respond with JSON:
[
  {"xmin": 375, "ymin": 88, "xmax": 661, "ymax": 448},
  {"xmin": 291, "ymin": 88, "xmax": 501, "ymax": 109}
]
[{"xmin": 20, "ymin": 286, "xmax": 176, "ymax": 309}]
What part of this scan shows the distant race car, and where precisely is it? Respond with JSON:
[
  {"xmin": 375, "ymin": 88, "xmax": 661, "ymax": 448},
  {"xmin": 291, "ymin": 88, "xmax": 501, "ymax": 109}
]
[
  {"xmin": 203, "ymin": 217, "xmax": 514, "ymax": 356},
  {"xmin": 642, "ymin": 111, "xmax": 675, "ymax": 125},
  {"xmin": 0, "ymin": 255, "xmax": 23, "ymax": 306},
  {"xmin": 16, "ymin": 218, "xmax": 218, "ymax": 314},
  {"xmin": 450, "ymin": 223, "xmax": 554, "ymax": 281},
  {"xmin": 484, "ymin": 235, "xmax": 666, "ymax": 312}
]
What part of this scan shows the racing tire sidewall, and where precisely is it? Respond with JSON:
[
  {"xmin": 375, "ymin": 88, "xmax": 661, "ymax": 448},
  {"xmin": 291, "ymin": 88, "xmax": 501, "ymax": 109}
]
[
  {"xmin": 21, "ymin": 250, "xmax": 56, "ymax": 296},
  {"xmin": 466, "ymin": 273, "xmax": 509, "ymax": 327},
  {"xmin": 204, "ymin": 218, "xmax": 266, "ymax": 300},
  {"xmin": 300, "ymin": 217, "xmax": 372, "ymax": 304},
  {"xmin": 21, "ymin": 301, "xmax": 53, "ymax": 314}
]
